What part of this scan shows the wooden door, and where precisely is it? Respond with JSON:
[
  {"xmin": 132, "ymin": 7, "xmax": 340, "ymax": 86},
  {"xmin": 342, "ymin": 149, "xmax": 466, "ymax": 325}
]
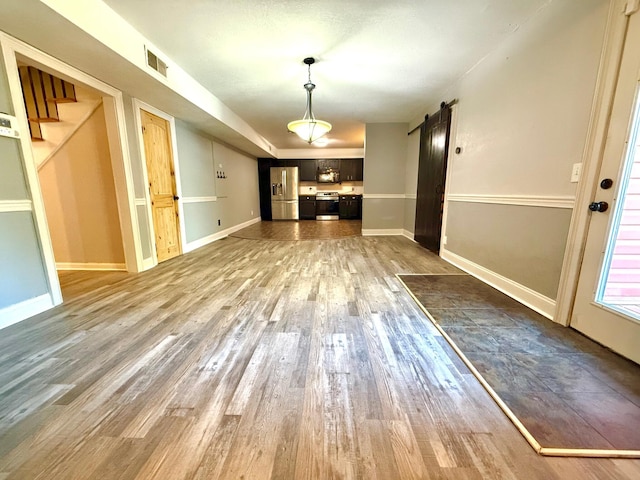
[
  {"xmin": 141, "ymin": 110, "xmax": 181, "ymax": 263},
  {"xmin": 414, "ymin": 105, "xmax": 451, "ymax": 253}
]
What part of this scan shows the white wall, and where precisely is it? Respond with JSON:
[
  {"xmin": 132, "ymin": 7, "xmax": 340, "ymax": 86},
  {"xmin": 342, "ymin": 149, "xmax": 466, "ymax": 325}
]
[
  {"xmin": 440, "ymin": 0, "xmax": 608, "ymax": 198},
  {"xmin": 408, "ymin": 0, "xmax": 610, "ymax": 316}
]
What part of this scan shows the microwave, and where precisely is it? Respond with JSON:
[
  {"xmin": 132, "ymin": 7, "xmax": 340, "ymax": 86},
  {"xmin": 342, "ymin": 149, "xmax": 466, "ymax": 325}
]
[{"xmin": 317, "ymin": 169, "xmax": 340, "ymax": 183}]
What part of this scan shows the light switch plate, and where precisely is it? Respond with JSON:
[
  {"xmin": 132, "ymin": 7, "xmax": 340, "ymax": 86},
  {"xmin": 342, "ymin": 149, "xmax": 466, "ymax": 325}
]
[{"xmin": 571, "ymin": 163, "xmax": 582, "ymax": 183}]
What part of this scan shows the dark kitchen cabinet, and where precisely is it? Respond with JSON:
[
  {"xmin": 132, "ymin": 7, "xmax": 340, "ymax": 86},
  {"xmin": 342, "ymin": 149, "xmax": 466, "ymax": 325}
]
[
  {"xmin": 271, "ymin": 159, "xmax": 299, "ymax": 168},
  {"xmin": 299, "ymin": 195, "xmax": 316, "ymax": 220},
  {"xmin": 339, "ymin": 195, "xmax": 362, "ymax": 219},
  {"xmin": 340, "ymin": 158, "xmax": 364, "ymax": 181},
  {"xmin": 317, "ymin": 158, "xmax": 339, "ymax": 172},
  {"xmin": 299, "ymin": 160, "xmax": 317, "ymax": 181}
]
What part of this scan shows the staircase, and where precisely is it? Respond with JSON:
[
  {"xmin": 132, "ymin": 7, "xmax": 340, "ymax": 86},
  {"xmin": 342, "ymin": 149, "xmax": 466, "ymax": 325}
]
[
  {"xmin": 19, "ymin": 65, "xmax": 76, "ymax": 141},
  {"xmin": 18, "ymin": 65, "xmax": 102, "ymax": 168}
]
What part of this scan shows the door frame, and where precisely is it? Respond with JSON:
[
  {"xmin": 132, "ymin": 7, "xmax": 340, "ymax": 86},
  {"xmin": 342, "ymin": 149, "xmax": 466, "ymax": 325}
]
[
  {"xmin": 555, "ymin": 0, "xmax": 637, "ymax": 326},
  {"xmin": 0, "ymin": 32, "xmax": 144, "ymax": 307},
  {"xmin": 132, "ymin": 99, "xmax": 185, "ymax": 267},
  {"xmin": 439, "ymin": 104, "xmax": 458, "ymax": 252}
]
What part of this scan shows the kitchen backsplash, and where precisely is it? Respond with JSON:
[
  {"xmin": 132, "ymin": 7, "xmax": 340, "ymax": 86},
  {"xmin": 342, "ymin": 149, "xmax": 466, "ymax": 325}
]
[{"xmin": 299, "ymin": 181, "xmax": 364, "ymax": 195}]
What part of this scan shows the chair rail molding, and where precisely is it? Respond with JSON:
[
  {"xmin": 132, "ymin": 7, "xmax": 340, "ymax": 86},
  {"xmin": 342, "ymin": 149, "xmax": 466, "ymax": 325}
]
[
  {"xmin": 0, "ymin": 200, "xmax": 33, "ymax": 212},
  {"xmin": 447, "ymin": 194, "xmax": 575, "ymax": 209}
]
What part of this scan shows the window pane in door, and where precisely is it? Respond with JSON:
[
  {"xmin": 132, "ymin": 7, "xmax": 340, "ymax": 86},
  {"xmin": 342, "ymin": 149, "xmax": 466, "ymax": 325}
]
[{"xmin": 597, "ymin": 85, "xmax": 640, "ymax": 321}]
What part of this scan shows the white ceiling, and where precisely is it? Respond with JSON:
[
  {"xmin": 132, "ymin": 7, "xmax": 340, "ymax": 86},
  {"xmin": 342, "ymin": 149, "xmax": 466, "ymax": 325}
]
[{"xmin": 96, "ymin": 0, "xmax": 551, "ymax": 150}]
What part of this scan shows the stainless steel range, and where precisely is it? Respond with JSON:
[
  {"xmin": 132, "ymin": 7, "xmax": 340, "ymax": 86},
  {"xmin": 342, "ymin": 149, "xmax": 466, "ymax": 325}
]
[{"xmin": 315, "ymin": 191, "xmax": 340, "ymax": 220}]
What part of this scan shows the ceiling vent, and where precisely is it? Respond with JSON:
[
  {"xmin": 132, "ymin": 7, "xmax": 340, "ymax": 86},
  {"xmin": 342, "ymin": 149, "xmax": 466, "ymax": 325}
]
[{"xmin": 145, "ymin": 47, "xmax": 167, "ymax": 77}]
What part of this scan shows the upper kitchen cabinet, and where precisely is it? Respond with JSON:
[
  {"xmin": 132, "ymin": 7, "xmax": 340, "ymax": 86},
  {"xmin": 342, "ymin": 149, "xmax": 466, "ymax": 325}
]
[
  {"xmin": 340, "ymin": 158, "xmax": 364, "ymax": 181},
  {"xmin": 299, "ymin": 160, "xmax": 317, "ymax": 181},
  {"xmin": 317, "ymin": 159, "xmax": 340, "ymax": 172},
  {"xmin": 271, "ymin": 159, "xmax": 299, "ymax": 168}
]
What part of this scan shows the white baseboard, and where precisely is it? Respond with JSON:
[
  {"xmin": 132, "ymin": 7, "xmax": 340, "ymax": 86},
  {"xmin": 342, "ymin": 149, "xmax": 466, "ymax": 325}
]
[
  {"xmin": 363, "ymin": 228, "xmax": 419, "ymax": 240},
  {"xmin": 184, "ymin": 216, "xmax": 261, "ymax": 253},
  {"xmin": 0, "ymin": 294, "xmax": 53, "ymax": 330},
  {"xmin": 56, "ymin": 262, "xmax": 127, "ymax": 271},
  {"xmin": 402, "ymin": 230, "xmax": 415, "ymax": 242},
  {"xmin": 362, "ymin": 228, "xmax": 404, "ymax": 236},
  {"xmin": 440, "ymin": 248, "xmax": 556, "ymax": 320}
]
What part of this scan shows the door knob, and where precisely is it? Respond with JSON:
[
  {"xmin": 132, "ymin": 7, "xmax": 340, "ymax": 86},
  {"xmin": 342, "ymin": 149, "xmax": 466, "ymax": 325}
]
[{"xmin": 589, "ymin": 201, "xmax": 608, "ymax": 212}]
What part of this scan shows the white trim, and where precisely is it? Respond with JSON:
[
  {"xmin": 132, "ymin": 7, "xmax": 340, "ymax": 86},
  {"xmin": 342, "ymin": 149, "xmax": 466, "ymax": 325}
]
[
  {"xmin": 103, "ymin": 95, "xmax": 143, "ymax": 274},
  {"xmin": 0, "ymin": 32, "xmax": 144, "ymax": 318},
  {"xmin": 56, "ymin": 262, "xmax": 127, "ymax": 271},
  {"xmin": 135, "ymin": 198, "xmax": 146, "ymax": 207},
  {"xmin": 362, "ymin": 194, "xmax": 406, "ymax": 199},
  {"xmin": 402, "ymin": 230, "xmax": 416, "ymax": 242},
  {"xmin": 446, "ymin": 194, "xmax": 575, "ymax": 209},
  {"xmin": 2, "ymin": 35, "xmax": 61, "ymax": 307},
  {"xmin": 183, "ymin": 216, "xmax": 261, "ymax": 253},
  {"xmin": 405, "ymin": 193, "xmax": 417, "ymax": 200},
  {"xmin": 132, "ymin": 99, "xmax": 186, "ymax": 267},
  {"xmin": 181, "ymin": 196, "xmax": 217, "ymax": 204},
  {"xmin": 0, "ymin": 200, "xmax": 32, "ymax": 212},
  {"xmin": 441, "ymin": 103, "xmax": 459, "ymax": 253},
  {"xmin": 362, "ymin": 228, "xmax": 405, "ymax": 236},
  {"xmin": 440, "ymin": 248, "xmax": 556, "ymax": 319},
  {"xmin": 142, "ymin": 257, "xmax": 155, "ymax": 270},
  {"xmin": 0, "ymin": 294, "xmax": 53, "ymax": 331}
]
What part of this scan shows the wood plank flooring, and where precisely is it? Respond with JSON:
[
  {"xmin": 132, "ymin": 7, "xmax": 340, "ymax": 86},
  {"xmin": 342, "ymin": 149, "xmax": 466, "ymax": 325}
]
[
  {"xmin": 230, "ymin": 220, "xmax": 362, "ymax": 240},
  {"xmin": 1, "ymin": 234, "xmax": 640, "ymax": 479}
]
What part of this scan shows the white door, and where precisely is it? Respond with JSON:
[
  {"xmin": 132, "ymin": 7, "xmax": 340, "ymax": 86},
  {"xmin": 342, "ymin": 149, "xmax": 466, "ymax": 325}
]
[{"xmin": 571, "ymin": 9, "xmax": 640, "ymax": 364}]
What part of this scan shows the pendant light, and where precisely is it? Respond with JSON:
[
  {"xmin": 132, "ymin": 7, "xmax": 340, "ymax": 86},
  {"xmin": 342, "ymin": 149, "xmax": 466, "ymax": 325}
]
[{"xmin": 287, "ymin": 57, "xmax": 332, "ymax": 144}]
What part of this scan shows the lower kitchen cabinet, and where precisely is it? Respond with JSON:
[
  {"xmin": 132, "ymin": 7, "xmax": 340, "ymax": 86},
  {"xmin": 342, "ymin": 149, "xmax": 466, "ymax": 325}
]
[
  {"xmin": 339, "ymin": 195, "xmax": 362, "ymax": 219},
  {"xmin": 299, "ymin": 195, "xmax": 317, "ymax": 220}
]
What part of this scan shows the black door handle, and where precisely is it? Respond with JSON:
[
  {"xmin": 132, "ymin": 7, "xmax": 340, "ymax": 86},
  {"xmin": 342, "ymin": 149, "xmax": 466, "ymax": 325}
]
[
  {"xmin": 589, "ymin": 201, "xmax": 608, "ymax": 212},
  {"xmin": 174, "ymin": 196, "xmax": 180, "ymax": 201},
  {"xmin": 600, "ymin": 178, "xmax": 613, "ymax": 189}
]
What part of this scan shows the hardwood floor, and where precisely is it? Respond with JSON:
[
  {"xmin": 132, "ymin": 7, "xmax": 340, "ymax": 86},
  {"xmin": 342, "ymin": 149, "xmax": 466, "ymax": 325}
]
[
  {"xmin": 1, "ymin": 235, "xmax": 639, "ymax": 479},
  {"xmin": 230, "ymin": 219, "xmax": 362, "ymax": 240}
]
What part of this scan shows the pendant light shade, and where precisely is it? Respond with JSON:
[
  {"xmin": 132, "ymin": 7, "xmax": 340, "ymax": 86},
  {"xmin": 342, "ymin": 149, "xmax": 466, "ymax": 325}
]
[{"xmin": 287, "ymin": 57, "xmax": 332, "ymax": 144}]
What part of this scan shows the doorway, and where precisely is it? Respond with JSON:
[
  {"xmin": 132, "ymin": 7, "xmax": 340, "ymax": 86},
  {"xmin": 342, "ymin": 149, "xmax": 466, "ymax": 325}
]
[
  {"xmin": 18, "ymin": 62, "xmax": 127, "ymax": 273},
  {"xmin": 414, "ymin": 103, "xmax": 452, "ymax": 253},
  {"xmin": 1, "ymin": 32, "xmax": 142, "ymax": 308},
  {"xmin": 571, "ymin": 10, "xmax": 640, "ymax": 364}
]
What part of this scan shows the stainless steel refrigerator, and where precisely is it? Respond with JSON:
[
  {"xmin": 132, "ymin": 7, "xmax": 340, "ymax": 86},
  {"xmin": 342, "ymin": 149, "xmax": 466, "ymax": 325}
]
[{"xmin": 270, "ymin": 166, "xmax": 299, "ymax": 220}]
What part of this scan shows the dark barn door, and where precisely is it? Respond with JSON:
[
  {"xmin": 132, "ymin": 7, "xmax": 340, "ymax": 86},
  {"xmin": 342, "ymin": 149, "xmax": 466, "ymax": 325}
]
[{"xmin": 414, "ymin": 104, "xmax": 452, "ymax": 253}]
